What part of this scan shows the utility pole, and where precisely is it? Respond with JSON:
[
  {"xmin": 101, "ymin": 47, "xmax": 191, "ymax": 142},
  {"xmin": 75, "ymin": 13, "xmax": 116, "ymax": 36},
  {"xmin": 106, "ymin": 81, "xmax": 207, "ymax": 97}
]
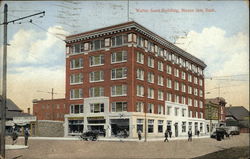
[{"xmin": 0, "ymin": 4, "xmax": 45, "ymax": 158}]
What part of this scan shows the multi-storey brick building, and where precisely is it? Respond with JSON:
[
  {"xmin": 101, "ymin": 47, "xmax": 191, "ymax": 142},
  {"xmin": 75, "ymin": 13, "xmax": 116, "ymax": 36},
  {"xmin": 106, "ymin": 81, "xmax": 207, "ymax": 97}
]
[{"xmin": 63, "ymin": 21, "xmax": 208, "ymax": 138}]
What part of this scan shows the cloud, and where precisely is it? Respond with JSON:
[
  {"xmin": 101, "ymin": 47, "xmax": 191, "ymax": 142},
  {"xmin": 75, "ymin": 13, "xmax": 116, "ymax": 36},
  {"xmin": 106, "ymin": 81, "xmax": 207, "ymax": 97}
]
[{"xmin": 176, "ymin": 27, "xmax": 249, "ymax": 108}]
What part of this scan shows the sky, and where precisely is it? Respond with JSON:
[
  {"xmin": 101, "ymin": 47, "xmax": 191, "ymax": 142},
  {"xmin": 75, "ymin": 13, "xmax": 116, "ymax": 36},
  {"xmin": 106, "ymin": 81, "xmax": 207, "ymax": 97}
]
[{"xmin": 0, "ymin": 1, "xmax": 249, "ymax": 112}]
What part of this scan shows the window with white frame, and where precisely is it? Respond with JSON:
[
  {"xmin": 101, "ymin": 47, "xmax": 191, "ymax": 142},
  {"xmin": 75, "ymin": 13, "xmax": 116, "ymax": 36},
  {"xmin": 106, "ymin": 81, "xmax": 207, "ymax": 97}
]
[
  {"xmin": 174, "ymin": 81, "xmax": 179, "ymax": 90},
  {"xmin": 147, "ymin": 72, "xmax": 154, "ymax": 83},
  {"xmin": 111, "ymin": 51, "xmax": 127, "ymax": 63},
  {"xmin": 89, "ymin": 87, "xmax": 104, "ymax": 97},
  {"xmin": 70, "ymin": 58, "xmax": 83, "ymax": 69},
  {"xmin": 90, "ymin": 103, "xmax": 104, "ymax": 113},
  {"xmin": 72, "ymin": 43, "xmax": 82, "ymax": 54},
  {"xmin": 188, "ymin": 98, "xmax": 192, "ymax": 106},
  {"xmin": 167, "ymin": 53, "xmax": 172, "ymax": 61},
  {"xmin": 70, "ymin": 73, "xmax": 83, "ymax": 84},
  {"xmin": 188, "ymin": 110, "xmax": 192, "ymax": 118},
  {"xmin": 137, "ymin": 119, "xmax": 144, "ymax": 132},
  {"xmin": 194, "ymin": 77, "xmax": 198, "ymax": 84},
  {"xmin": 111, "ymin": 34, "xmax": 128, "ymax": 46},
  {"xmin": 90, "ymin": 71, "xmax": 104, "ymax": 82},
  {"xmin": 174, "ymin": 68, "xmax": 179, "ymax": 77},
  {"xmin": 158, "ymin": 75, "xmax": 164, "ymax": 86},
  {"xmin": 194, "ymin": 99, "xmax": 198, "ymax": 107},
  {"xmin": 158, "ymin": 120, "xmax": 164, "ymax": 133},
  {"xmin": 195, "ymin": 111, "xmax": 198, "ymax": 118},
  {"xmin": 199, "ymin": 90, "xmax": 203, "ymax": 97},
  {"xmin": 111, "ymin": 102, "xmax": 127, "ymax": 112},
  {"xmin": 181, "ymin": 96, "xmax": 186, "ymax": 104},
  {"xmin": 182, "ymin": 122, "xmax": 187, "ymax": 132},
  {"xmin": 92, "ymin": 39, "xmax": 105, "ymax": 50},
  {"xmin": 70, "ymin": 89, "xmax": 83, "ymax": 99},
  {"xmin": 148, "ymin": 56, "xmax": 154, "ymax": 68},
  {"xmin": 175, "ymin": 107, "xmax": 179, "ymax": 116},
  {"xmin": 199, "ymin": 79, "xmax": 203, "ymax": 86},
  {"xmin": 166, "ymin": 65, "xmax": 172, "ymax": 74},
  {"xmin": 136, "ymin": 68, "xmax": 144, "ymax": 80},
  {"xmin": 111, "ymin": 67, "xmax": 127, "ymax": 80},
  {"xmin": 166, "ymin": 93, "xmax": 172, "ymax": 101},
  {"xmin": 136, "ymin": 52, "xmax": 144, "ymax": 64},
  {"xmin": 147, "ymin": 103, "xmax": 154, "ymax": 113},
  {"xmin": 188, "ymin": 86, "xmax": 192, "ymax": 94},
  {"xmin": 182, "ymin": 83, "xmax": 186, "ymax": 92},
  {"xmin": 158, "ymin": 90, "xmax": 164, "ymax": 101},
  {"xmin": 136, "ymin": 85, "xmax": 144, "ymax": 97},
  {"xmin": 148, "ymin": 119, "xmax": 154, "ymax": 133},
  {"xmin": 200, "ymin": 112, "xmax": 203, "ymax": 119},
  {"xmin": 166, "ymin": 78, "xmax": 172, "ymax": 88},
  {"xmin": 181, "ymin": 71, "xmax": 186, "ymax": 80},
  {"xmin": 136, "ymin": 102, "xmax": 144, "ymax": 112},
  {"xmin": 148, "ymin": 88, "xmax": 154, "ymax": 99},
  {"xmin": 182, "ymin": 109, "xmax": 186, "ymax": 117},
  {"xmin": 70, "ymin": 104, "xmax": 84, "ymax": 114},
  {"xmin": 89, "ymin": 54, "xmax": 104, "ymax": 66},
  {"xmin": 137, "ymin": 36, "xmax": 144, "ymax": 47},
  {"xmin": 199, "ymin": 101, "xmax": 203, "ymax": 108},
  {"xmin": 174, "ymin": 95, "xmax": 179, "ymax": 103},
  {"xmin": 158, "ymin": 105, "xmax": 164, "ymax": 115},
  {"xmin": 158, "ymin": 61, "xmax": 163, "ymax": 72},
  {"xmin": 111, "ymin": 85, "xmax": 127, "ymax": 97},
  {"xmin": 194, "ymin": 88, "xmax": 198, "ymax": 96},
  {"xmin": 167, "ymin": 106, "xmax": 171, "ymax": 115},
  {"xmin": 188, "ymin": 74, "xmax": 192, "ymax": 82}
]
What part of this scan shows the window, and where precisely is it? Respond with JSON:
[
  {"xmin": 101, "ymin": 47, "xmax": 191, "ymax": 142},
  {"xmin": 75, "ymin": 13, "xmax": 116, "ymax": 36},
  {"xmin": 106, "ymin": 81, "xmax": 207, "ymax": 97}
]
[
  {"xmin": 158, "ymin": 120, "xmax": 164, "ymax": 133},
  {"xmin": 174, "ymin": 95, "xmax": 179, "ymax": 103},
  {"xmin": 111, "ymin": 34, "xmax": 127, "ymax": 46},
  {"xmin": 166, "ymin": 93, "xmax": 172, "ymax": 101},
  {"xmin": 175, "ymin": 107, "xmax": 179, "ymax": 116},
  {"xmin": 195, "ymin": 111, "xmax": 198, "ymax": 118},
  {"xmin": 167, "ymin": 106, "xmax": 171, "ymax": 115},
  {"xmin": 158, "ymin": 61, "xmax": 164, "ymax": 72},
  {"xmin": 137, "ymin": 36, "xmax": 144, "ymax": 47},
  {"xmin": 166, "ymin": 65, "xmax": 172, "ymax": 74},
  {"xmin": 111, "ymin": 67, "xmax": 127, "ymax": 80},
  {"xmin": 188, "ymin": 74, "xmax": 192, "ymax": 82},
  {"xmin": 147, "ymin": 103, "xmax": 154, "ymax": 113},
  {"xmin": 182, "ymin": 109, "xmax": 186, "ymax": 117},
  {"xmin": 136, "ymin": 102, "xmax": 144, "ymax": 112},
  {"xmin": 136, "ymin": 52, "xmax": 144, "ymax": 64},
  {"xmin": 104, "ymin": 38, "xmax": 110, "ymax": 47},
  {"xmin": 182, "ymin": 122, "xmax": 186, "ymax": 133},
  {"xmin": 188, "ymin": 110, "xmax": 192, "ymax": 118},
  {"xmin": 111, "ymin": 51, "xmax": 127, "ymax": 63},
  {"xmin": 148, "ymin": 57, "xmax": 154, "ymax": 68},
  {"xmin": 70, "ymin": 89, "xmax": 83, "ymax": 99},
  {"xmin": 89, "ymin": 54, "xmax": 104, "ymax": 66},
  {"xmin": 111, "ymin": 85, "xmax": 127, "ymax": 96},
  {"xmin": 200, "ymin": 112, "xmax": 203, "ymax": 119},
  {"xmin": 147, "ymin": 72, "xmax": 154, "ymax": 83},
  {"xmin": 70, "ymin": 104, "xmax": 84, "ymax": 114},
  {"xmin": 90, "ymin": 103, "xmax": 104, "ymax": 113},
  {"xmin": 174, "ymin": 68, "xmax": 179, "ymax": 77},
  {"xmin": 174, "ymin": 81, "xmax": 179, "ymax": 90},
  {"xmin": 70, "ymin": 58, "xmax": 83, "ymax": 69},
  {"xmin": 148, "ymin": 88, "xmax": 154, "ymax": 99},
  {"xmin": 194, "ymin": 77, "xmax": 198, "ymax": 84},
  {"xmin": 199, "ymin": 79, "xmax": 203, "ymax": 86},
  {"xmin": 136, "ymin": 85, "xmax": 144, "ymax": 97},
  {"xmin": 111, "ymin": 102, "xmax": 127, "ymax": 112},
  {"xmin": 194, "ymin": 100, "xmax": 198, "ymax": 107},
  {"xmin": 158, "ymin": 90, "xmax": 164, "ymax": 101},
  {"xmin": 137, "ymin": 119, "xmax": 144, "ymax": 132},
  {"xmin": 199, "ymin": 101, "xmax": 203, "ymax": 108},
  {"xmin": 148, "ymin": 119, "xmax": 154, "ymax": 133},
  {"xmin": 194, "ymin": 88, "xmax": 198, "ymax": 96},
  {"xmin": 199, "ymin": 90, "xmax": 203, "ymax": 97},
  {"xmin": 166, "ymin": 78, "xmax": 172, "ymax": 88},
  {"xmin": 188, "ymin": 98, "xmax": 192, "ymax": 106},
  {"xmin": 92, "ymin": 39, "xmax": 105, "ymax": 50},
  {"xmin": 70, "ymin": 73, "xmax": 83, "ymax": 84},
  {"xmin": 158, "ymin": 75, "xmax": 164, "ymax": 86},
  {"xmin": 181, "ymin": 96, "xmax": 186, "ymax": 104},
  {"xmin": 158, "ymin": 105, "xmax": 163, "ymax": 114},
  {"xmin": 181, "ymin": 72, "xmax": 186, "ymax": 80},
  {"xmin": 72, "ymin": 43, "xmax": 81, "ymax": 54},
  {"xmin": 89, "ymin": 87, "xmax": 104, "ymax": 97},
  {"xmin": 90, "ymin": 71, "xmax": 104, "ymax": 82},
  {"xmin": 136, "ymin": 68, "xmax": 144, "ymax": 80},
  {"xmin": 182, "ymin": 84, "xmax": 186, "ymax": 92},
  {"xmin": 56, "ymin": 104, "xmax": 60, "ymax": 109},
  {"xmin": 188, "ymin": 86, "xmax": 192, "ymax": 94}
]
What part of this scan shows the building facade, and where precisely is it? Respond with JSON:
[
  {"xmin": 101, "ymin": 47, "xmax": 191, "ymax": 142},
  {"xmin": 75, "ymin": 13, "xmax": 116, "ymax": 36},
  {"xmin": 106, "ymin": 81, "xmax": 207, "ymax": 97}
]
[{"xmin": 64, "ymin": 21, "xmax": 208, "ymax": 138}]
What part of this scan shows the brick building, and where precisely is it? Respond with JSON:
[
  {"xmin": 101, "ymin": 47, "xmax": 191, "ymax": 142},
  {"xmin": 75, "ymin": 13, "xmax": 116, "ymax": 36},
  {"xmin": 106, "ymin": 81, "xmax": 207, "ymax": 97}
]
[{"xmin": 63, "ymin": 21, "xmax": 208, "ymax": 138}]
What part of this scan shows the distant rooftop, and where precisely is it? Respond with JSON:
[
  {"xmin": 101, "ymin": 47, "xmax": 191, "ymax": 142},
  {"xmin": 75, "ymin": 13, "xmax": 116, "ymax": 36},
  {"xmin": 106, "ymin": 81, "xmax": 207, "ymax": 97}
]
[{"xmin": 225, "ymin": 106, "xmax": 249, "ymax": 120}]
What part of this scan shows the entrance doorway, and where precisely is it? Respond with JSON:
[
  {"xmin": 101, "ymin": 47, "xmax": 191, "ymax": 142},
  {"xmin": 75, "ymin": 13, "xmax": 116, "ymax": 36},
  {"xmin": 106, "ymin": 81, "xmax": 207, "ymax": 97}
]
[{"xmin": 174, "ymin": 123, "xmax": 178, "ymax": 137}]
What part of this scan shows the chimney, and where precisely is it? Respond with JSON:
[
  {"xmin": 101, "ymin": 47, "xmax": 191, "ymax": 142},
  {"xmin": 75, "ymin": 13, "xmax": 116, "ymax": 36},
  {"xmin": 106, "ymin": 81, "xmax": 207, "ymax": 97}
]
[{"xmin": 27, "ymin": 108, "xmax": 30, "ymax": 114}]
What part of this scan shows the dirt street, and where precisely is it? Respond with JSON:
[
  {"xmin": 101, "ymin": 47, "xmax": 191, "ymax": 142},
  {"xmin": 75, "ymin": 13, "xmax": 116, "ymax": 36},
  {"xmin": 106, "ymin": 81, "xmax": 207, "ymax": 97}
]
[{"xmin": 6, "ymin": 134, "xmax": 249, "ymax": 159}]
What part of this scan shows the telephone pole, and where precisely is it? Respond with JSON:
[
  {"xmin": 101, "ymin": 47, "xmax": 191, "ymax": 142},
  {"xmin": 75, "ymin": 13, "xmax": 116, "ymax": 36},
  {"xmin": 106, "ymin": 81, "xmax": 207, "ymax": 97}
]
[{"xmin": 0, "ymin": 4, "xmax": 45, "ymax": 158}]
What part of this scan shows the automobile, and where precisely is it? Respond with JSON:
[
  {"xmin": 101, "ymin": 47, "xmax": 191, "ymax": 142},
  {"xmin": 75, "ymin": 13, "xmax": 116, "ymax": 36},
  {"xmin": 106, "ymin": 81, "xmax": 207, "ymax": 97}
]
[
  {"xmin": 210, "ymin": 127, "xmax": 229, "ymax": 140},
  {"xmin": 80, "ymin": 131, "xmax": 99, "ymax": 141}
]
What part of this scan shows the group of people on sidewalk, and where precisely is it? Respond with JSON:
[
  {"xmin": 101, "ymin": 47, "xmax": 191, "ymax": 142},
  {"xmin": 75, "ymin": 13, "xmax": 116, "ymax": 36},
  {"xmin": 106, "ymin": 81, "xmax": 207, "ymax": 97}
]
[{"xmin": 11, "ymin": 126, "xmax": 30, "ymax": 146}]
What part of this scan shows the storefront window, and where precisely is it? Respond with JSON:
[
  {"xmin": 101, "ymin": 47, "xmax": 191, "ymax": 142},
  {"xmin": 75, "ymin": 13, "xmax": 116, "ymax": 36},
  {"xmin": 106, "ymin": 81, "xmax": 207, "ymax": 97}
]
[
  {"xmin": 182, "ymin": 122, "xmax": 186, "ymax": 133},
  {"xmin": 148, "ymin": 119, "xmax": 154, "ymax": 133},
  {"xmin": 137, "ymin": 119, "xmax": 144, "ymax": 132},
  {"xmin": 68, "ymin": 119, "xmax": 83, "ymax": 134},
  {"xmin": 158, "ymin": 120, "xmax": 163, "ymax": 133}
]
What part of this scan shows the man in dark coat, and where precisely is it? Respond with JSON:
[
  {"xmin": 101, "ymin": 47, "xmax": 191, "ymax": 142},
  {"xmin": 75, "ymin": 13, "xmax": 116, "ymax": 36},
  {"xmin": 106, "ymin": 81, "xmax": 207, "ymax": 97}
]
[
  {"xmin": 188, "ymin": 129, "xmax": 192, "ymax": 142},
  {"xmin": 164, "ymin": 130, "xmax": 169, "ymax": 142},
  {"xmin": 24, "ymin": 128, "xmax": 30, "ymax": 146}
]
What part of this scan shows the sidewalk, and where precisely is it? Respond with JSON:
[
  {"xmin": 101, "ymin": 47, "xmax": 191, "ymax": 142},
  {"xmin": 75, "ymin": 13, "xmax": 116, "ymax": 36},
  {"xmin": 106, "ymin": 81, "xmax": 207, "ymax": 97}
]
[{"xmin": 5, "ymin": 144, "xmax": 28, "ymax": 150}]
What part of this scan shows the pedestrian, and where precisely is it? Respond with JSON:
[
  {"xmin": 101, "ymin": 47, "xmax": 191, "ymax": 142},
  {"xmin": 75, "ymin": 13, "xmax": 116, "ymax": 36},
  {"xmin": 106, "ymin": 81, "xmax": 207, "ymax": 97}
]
[
  {"xmin": 24, "ymin": 127, "xmax": 30, "ymax": 146},
  {"xmin": 138, "ymin": 130, "xmax": 142, "ymax": 140},
  {"xmin": 164, "ymin": 130, "xmax": 169, "ymax": 142},
  {"xmin": 11, "ymin": 128, "xmax": 18, "ymax": 145},
  {"xmin": 197, "ymin": 130, "xmax": 200, "ymax": 137},
  {"xmin": 188, "ymin": 129, "xmax": 192, "ymax": 142},
  {"xmin": 169, "ymin": 130, "xmax": 172, "ymax": 138}
]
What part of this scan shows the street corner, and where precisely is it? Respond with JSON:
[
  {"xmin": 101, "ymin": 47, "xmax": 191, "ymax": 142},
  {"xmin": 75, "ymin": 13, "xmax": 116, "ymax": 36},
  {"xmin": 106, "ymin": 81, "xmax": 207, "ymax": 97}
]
[{"xmin": 6, "ymin": 144, "xmax": 29, "ymax": 150}]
